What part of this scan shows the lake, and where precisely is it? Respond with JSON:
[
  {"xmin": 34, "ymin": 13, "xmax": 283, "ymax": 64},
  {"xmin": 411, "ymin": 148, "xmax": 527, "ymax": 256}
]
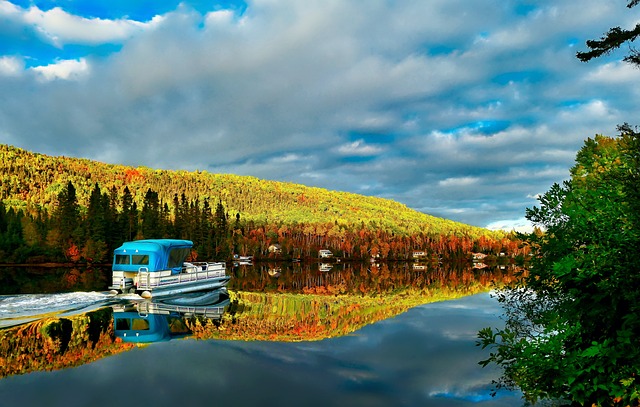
[{"xmin": 0, "ymin": 262, "xmax": 523, "ymax": 406}]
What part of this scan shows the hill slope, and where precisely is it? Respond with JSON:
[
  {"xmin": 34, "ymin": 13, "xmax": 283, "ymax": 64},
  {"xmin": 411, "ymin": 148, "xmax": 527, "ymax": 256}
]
[{"xmin": 0, "ymin": 144, "xmax": 497, "ymax": 239}]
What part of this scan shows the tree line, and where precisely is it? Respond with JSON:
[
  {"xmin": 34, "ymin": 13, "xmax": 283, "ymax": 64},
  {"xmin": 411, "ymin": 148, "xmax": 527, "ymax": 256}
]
[
  {"xmin": 0, "ymin": 180, "xmax": 525, "ymax": 265},
  {"xmin": 0, "ymin": 144, "xmax": 502, "ymax": 244},
  {"xmin": 0, "ymin": 181, "xmax": 233, "ymax": 263}
]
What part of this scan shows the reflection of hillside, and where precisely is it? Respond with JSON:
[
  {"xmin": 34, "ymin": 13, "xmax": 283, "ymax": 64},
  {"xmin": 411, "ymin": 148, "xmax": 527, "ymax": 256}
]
[
  {"xmin": 0, "ymin": 265, "xmax": 519, "ymax": 377},
  {"xmin": 229, "ymin": 262, "xmax": 519, "ymax": 295},
  {"xmin": 190, "ymin": 269, "xmax": 514, "ymax": 342},
  {"xmin": 0, "ymin": 297, "xmax": 230, "ymax": 378},
  {"xmin": 0, "ymin": 308, "xmax": 133, "ymax": 379}
]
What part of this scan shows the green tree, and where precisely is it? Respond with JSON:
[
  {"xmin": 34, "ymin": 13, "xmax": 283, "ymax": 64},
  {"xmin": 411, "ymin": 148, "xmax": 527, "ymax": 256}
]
[
  {"xmin": 214, "ymin": 200, "xmax": 229, "ymax": 258},
  {"xmin": 52, "ymin": 181, "xmax": 81, "ymax": 251},
  {"xmin": 478, "ymin": 130, "xmax": 640, "ymax": 405},
  {"xmin": 140, "ymin": 188, "xmax": 161, "ymax": 239},
  {"xmin": 577, "ymin": 1, "xmax": 640, "ymax": 66},
  {"xmin": 118, "ymin": 186, "xmax": 136, "ymax": 242},
  {"xmin": 86, "ymin": 183, "xmax": 108, "ymax": 243}
]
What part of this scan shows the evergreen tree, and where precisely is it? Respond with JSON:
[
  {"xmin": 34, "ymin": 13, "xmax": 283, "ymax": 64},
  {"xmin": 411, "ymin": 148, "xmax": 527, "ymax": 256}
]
[
  {"xmin": 86, "ymin": 183, "xmax": 107, "ymax": 243},
  {"xmin": 140, "ymin": 188, "xmax": 161, "ymax": 239},
  {"xmin": 161, "ymin": 202, "xmax": 171, "ymax": 238},
  {"xmin": 0, "ymin": 201, "xmax": 7, "ymax": 235},
  {"xmin": 577, "ymin": 1, "xmax": 640, "ymax": 66},
  {"xmin": 0, "ymin": 206, "xmax": 24, "ymax": 254},
  {"xmin": 173, "ymin": 193, "xmax": 185, "ymax": 239},
  {"xmin": 214, "ymin": 200, "xmax": 229, "ymax": 257},
  {"xmin": 52, "ymin": 181, "xmax": 81, "ymax": 249},
  {"xmin": 119, "ymin": 186, "xmax": 136, "ymax": 242}
]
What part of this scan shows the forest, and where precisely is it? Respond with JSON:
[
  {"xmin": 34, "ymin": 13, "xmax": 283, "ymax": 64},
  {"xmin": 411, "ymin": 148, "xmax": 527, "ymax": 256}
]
[{"xmin": 0, "ymin": 144, "xmax": 523, "ymax": 264}]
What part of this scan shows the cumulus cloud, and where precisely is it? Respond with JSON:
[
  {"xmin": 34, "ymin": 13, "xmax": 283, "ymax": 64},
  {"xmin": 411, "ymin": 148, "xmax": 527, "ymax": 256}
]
[
  {"xmin": 30, "ymin": 58, "xmax": 89, "ymax": 81},
  {"xmin": 336, "ymin": 140, "xmax": 383, "ymax": 157},
  {"xmin": 0, "ymin": 1, "xmax": 161, "ymax": 46},
  {"xmin": 0, "ymin": 55, "xmax": 23, "ymax": 76},
  {"xmin": 0, "ymin": 0, "xmax": 637, "ymax": 228}
]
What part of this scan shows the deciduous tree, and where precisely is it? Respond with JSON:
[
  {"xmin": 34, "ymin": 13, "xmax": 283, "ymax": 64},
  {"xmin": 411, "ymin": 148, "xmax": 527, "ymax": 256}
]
[{"xmin": 478, "ymin": 129, "xmax": 640, "ymax": 405}]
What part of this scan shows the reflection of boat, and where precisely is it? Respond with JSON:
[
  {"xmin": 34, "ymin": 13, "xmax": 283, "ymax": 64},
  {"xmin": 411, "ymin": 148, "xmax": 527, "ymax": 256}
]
[
  {"xmin": 319, "ymin": 263, "xmax": 333, "ymax": 272},
  {"xmin": 233, "ymin": 254, "xmax": 253, "ymax": 262},
  {"xmin": 233, "ymin": 254, "xmax": 253, "ymax": 266},
  {"xmin": 109, "ymin": 239, "xmax": 230, "ymax": 299},
  {"xmin": 267, "ymin": 267, "xmax": 281, "ymax": 277},
  {"xmin": 113, "ymin": 289, "xmax": 230, "ymax": 343},
  {"xmin": 160, "ymin": 287, "xmax": 227, "ymax": 306}
]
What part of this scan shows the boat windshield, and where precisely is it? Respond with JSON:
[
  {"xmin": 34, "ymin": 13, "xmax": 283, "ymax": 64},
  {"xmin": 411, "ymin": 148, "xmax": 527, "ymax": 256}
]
[{"xmin": 168, "ymin": 248, "xmax": 190, "ymax": 269}]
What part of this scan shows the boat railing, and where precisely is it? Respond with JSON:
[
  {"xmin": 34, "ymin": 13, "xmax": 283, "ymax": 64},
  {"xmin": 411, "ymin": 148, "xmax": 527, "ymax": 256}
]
[
  {"xmin": 137, "ymin": 301, "xmax": 227, "ymax": 318},
  {"xmin": 137, "ymin": 263, "xmax": 226, "ymax": 290}
]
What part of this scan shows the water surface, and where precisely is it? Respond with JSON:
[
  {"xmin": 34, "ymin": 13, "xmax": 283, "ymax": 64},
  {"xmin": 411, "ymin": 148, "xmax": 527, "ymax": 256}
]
[
  {"xmin": 0, "ymin": 294, "xmax": 521, "ymax": 406},
  {"xmin": 0, "ymin": 262, "xmax": 522, "ymax": 406}
]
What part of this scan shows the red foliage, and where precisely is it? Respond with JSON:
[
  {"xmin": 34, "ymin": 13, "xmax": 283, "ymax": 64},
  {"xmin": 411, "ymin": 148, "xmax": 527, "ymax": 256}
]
[
  {"xmin": 124, "ymin": 168, "xmax": 142, "ymax": 183},
  {"xmin": 66, "ymin": 244, "xmax": 81, "ymax": 262}
]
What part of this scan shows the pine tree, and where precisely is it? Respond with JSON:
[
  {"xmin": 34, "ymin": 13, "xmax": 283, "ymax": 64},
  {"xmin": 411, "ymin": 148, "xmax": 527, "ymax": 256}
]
[
  {"xmin": 140, "ymin": 188, "xmax": 161, "ymax": 239},
  {"xmin": 86, "ymin": 183, "xmax": 107, "ymax": 243},
  {"xmin": 119, "ymin": 186, "xmax": 136, "ymax": 242},
  {"xmin": 52, "ymin": 181, "xmax": 81, "ymax": 249},
  {"xmin": 577, "ymin": 1, "xmax": 640, "ymax": 66}
]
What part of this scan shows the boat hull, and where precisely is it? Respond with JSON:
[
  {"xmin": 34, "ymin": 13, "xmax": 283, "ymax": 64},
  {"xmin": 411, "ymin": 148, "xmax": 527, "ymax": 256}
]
[{"xmin": 139, "ymin": 276, "xmax": 230, "ymax": 299}]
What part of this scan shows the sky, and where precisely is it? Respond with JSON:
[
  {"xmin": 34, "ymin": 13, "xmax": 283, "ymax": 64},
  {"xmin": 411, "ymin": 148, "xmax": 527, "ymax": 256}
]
[{"xmin": 1, "ymin": 0, "xmax": 639, "ymax": 232}]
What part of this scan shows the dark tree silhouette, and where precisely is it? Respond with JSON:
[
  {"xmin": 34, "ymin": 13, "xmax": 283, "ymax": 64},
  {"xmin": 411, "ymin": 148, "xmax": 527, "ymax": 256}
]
[{"xmin": 577, "ymin": 1, "xmax": 640, "ymax": 66}]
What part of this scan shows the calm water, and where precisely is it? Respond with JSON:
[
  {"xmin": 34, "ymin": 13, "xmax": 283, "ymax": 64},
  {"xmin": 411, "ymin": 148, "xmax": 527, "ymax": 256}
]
[{"xmin": 0, "ymin": 262, "xmax": 523, "ymax": 406}]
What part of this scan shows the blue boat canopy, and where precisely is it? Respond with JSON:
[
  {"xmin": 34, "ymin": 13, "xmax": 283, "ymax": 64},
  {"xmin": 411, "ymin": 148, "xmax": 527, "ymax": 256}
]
[
  {"xmin": 112, "ymin": 239, "xmax": 193, "ymax": 274},
  {"xmin": 114, "ymin": 312, "xmax": 172, "ymax": 343}
]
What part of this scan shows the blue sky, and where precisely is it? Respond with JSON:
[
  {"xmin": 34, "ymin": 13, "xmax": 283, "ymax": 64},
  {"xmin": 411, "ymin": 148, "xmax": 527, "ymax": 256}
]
[{"xmin": 1, "ymin": 0, "xmax": 639, "ymax": 231}]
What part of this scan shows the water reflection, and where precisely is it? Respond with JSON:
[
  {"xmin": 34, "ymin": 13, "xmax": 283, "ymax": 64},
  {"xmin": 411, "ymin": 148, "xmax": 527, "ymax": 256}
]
[
  {"xmin": 113, "ymin": 290, "xmax": 230, "ymax": 343},
  {"xmin": 0, "ymin": 266, "xmax": 110, "ymax": 295},
  {"xmin": 229, "ymin": 261, "xmax": 519, "ymax": 295},
  {"xmin": 0, "ymin": 293, "xmax": 522, "ymax": 407},
  {"xmin": 0, "ymin": 262, "xmax": 523, "ymax": 405}
]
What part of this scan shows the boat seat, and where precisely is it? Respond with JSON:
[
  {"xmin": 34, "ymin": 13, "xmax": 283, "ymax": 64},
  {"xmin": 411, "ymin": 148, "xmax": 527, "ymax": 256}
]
[{"xmin": 184, "ymin": 262, "xmax": 198, "ymax": 273}]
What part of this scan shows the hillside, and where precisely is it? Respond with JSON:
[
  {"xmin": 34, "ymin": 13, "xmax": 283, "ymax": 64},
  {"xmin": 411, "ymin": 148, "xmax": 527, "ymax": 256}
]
[{"xmin": 0, "ymin": 144, "xmax": 497, "ymax": 240}]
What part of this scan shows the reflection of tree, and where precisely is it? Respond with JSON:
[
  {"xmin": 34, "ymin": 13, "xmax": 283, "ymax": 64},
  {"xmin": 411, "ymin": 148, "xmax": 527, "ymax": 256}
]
[
  {"xmin": 0, "ymin": 308, "xmax": 133, "ymax": 379},
  {"xmin": 228, "ymin": 262, "xmax": 519, "ymax": 296},
  {"xmin": 0, "ymin": 266, "xmax": 109, "ymax": 295},
  {"xmin": 191, "ymin": 266, "xmax": 516, "ymax": 342},
  {"xmin": 0, "ymin": 265, "xmax": 517, "ymax": 378}
]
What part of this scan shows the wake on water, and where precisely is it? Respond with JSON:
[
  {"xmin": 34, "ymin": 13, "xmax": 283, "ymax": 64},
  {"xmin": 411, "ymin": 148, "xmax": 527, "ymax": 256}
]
[{"xmin": 0, "ymin": 291, "xmax": 131, "ymax": 328}]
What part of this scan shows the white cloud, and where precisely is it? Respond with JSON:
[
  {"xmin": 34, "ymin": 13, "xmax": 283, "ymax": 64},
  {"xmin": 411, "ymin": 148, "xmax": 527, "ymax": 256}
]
[
  {"xmin": 486, "ymin": 218, "xmax": 535, "ymax": 233},
  {"xmin": 0, "ymin": 56, "xmax": 23, "ymax": 76},
  {"xmin": 0, "ymin": 0, "xmax": 637, "ymax": 229},
  {"xmin": 30, "ymin": 58, "xmax": 89, "ymax": 81},
  {"xmin": 5, "ymin": 3, "xmax": 162, "ymax": 46},
  {"xmin": 336, "ymin": 140, "xmax": 382, "ymax": 156},
  {"xmin": 586, "ymin": 61, "xmax": 640, "ymax": 84},
  {"xmin": 438, "ymin": 177, "xmax": 480, "ymax": 188}
]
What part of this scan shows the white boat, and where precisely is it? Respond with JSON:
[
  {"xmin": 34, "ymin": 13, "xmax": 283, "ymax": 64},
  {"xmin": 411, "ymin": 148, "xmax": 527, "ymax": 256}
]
[{"xmin": 108, "ymin": 239, "xmax": 230, "ymax": 299}]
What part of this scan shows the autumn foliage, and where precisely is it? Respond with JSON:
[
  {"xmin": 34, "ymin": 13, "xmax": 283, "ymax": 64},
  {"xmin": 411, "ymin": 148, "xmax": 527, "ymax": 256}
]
[{"xmin": 0, "ymin": 144, "xmax": 519, "ymax": 264}]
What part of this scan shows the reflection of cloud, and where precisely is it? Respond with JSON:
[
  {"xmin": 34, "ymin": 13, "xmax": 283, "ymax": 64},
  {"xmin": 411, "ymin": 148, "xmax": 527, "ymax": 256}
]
[
  {"xmin": 0, "ymin": 292, "xmax": 524, "ymax": 406},
  {"xmin": 429, "ymin": 387, "xmax": 498, "ymax": 403}
]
